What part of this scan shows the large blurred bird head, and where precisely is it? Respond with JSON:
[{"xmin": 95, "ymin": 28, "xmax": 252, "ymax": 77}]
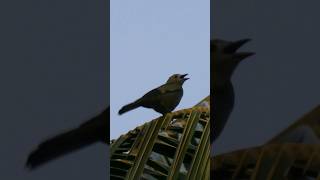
[{"xmin": 212, "ymin": 39, "xmax": 254, "ymax": 88}]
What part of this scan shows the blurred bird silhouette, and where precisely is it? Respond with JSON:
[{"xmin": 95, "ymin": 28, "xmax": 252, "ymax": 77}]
[
  {"xmin": 119, "ymin": 74, "xmax": 189, "ymax": 115},
  {"xmin": 26, "ymin": 107, "xmax": 109, "ymax": 170},
  {"xmin": 212, "ymin": 39, "xmax": 254, "ymax": 143}
]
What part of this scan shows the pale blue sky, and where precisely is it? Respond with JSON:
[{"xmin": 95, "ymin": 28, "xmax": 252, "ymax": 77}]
[{"xmin": 110, "ymin": 0, "xmax": 210, "ymax": 139}]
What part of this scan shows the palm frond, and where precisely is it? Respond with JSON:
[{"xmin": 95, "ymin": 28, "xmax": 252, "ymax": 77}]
[
  {"xmin": 110, "ymin": 96, "xmax": 210, "ymax": 179},
  {"xmin": 212, "ymin": 143, "xmax": 320, "ymax": 179}
]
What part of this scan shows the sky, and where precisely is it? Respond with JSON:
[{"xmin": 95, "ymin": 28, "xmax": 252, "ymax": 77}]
[
  {"xmin": 110, "ymin": 0, "xmax": 210, "ymax": 140},
  {"xmin": 212, "ymin": 0, "xmax": 320, "ymax": 154},
  {"xmin": 0, "ymin": 0, "xmax": 108, "ymax": 179}
]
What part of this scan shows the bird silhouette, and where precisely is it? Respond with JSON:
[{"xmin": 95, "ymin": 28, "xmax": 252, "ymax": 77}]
[
  {"xmin": 26, "ymin": 107, "xmax": 109, "ymax": 170},
  {"xmin": 212, "ymin": 39, "xmax": 254, "ymax": 143},
  {"xmin": 119, "ymin": 74, "xmax": 189, "ymax": 115}
]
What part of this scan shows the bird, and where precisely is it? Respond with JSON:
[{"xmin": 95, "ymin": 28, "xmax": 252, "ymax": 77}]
[
  {"xmin": 212, "ymin": 39, "xmax": 254, "ymax": 143},
  {"xmin": 26, "ymin": 107, "xmax": 109, "ymax": 170},
  {"xmin": 118, "ymin": 74, "xmax": 189, "ymax": 115}
]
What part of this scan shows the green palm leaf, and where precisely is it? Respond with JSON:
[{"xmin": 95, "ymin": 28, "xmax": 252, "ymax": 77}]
[
  {"xmin": 212, "ymin": 105, "xmax": 320, "ymax": 179},
  {"xmin": 212, "ymin": 143, "xmax": 320, "ymax": 179},
  {"xmin": 111, "ymin": 96, "xmax": 210, "ymax": 179}
]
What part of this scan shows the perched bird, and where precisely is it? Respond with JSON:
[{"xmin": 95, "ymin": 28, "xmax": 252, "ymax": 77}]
[
  {"xmin": 212, "ymin": 39, "xmax": 254, "ymax": 143},
  {"xmin": 119, "ymin": 74, "xmax": 189, "ymax": 115},
  {"xmin": 26, "ymin": 107, "xmax": 109, "ymax": 170}
]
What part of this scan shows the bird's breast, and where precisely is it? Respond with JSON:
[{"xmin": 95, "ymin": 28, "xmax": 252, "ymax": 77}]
[{"xmin": 160, "ymin": 89, "xmax": 183, "ymax": 112}]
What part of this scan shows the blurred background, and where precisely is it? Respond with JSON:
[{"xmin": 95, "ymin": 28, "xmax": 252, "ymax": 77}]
[
  {"xmin": 0, "ymin": 0, "xmax": 108, "ymax": 179},
  {"xmin": 212, "ymin": 0, "xmax": 320, "ymax": 154}
]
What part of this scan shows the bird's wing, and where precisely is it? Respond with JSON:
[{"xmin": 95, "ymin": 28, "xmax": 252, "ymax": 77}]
[
  {"xmin": 26, "ymin": 108, "xmax": 109, "ymax": 170},
  {"xmin": 139, "ymin": 84, "xmax": 182, "ymax": 103}
]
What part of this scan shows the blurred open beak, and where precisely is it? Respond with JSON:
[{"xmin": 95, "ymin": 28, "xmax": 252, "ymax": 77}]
[
  {"xmin": 224, "ymin": 39, "xmax": 251, "ymax": 54},
  {"xmin": 181, "ymin": 74, "xmax": 189, "ymax": 81},
  {"xmin": 235, "ymin": 52, "xmax": 255, "ymax": 61}
]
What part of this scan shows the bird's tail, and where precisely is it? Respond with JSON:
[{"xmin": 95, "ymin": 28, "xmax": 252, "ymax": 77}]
[
  {"xmin": 26, "ymin": 109, "xmax": 109, "ymax": 170},
  {"xmin": 26, "ymin": 127, "xmax": 98, "ymax": 170},
  {"xmin": 118, "ymin": 102, "xmax": 140, "ymax": 115}
]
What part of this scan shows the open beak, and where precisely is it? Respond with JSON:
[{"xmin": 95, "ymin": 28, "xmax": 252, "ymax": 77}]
[
  {"xmin": 181, "ymin": 74, "xmax": 189, "ymax": 81},
  {"xmin": 224, "ymin": 39, "xmax": 251, "ymax": 54},
  {"xmin": 225, "ymin": 39, "xmax": 255, "ymax": 62},
  {"xmin": 235, "ymin": 52, "xmax": 255, "ymax": 61}
]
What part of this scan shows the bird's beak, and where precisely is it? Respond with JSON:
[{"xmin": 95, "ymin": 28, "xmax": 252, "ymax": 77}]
[
  {"xmin": 234, "ymin": 52, "xmax": 255, "ymax": 62},
  {"xmin": 181, "ymin": 74, "xmax": 189, "ymax": 81},
  {"xmin": 224, "ymin": 39, "xmax": 251, "ymax": 54}
]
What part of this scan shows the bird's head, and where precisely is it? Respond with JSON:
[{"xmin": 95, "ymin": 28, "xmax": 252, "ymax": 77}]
[
  {"xmin": 212, "ymin": 39, "xmax": 254, "ymax": 88},
  {"xmin": 167, "ymin": 74, "xmax": 189, "ymax": 84}
]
